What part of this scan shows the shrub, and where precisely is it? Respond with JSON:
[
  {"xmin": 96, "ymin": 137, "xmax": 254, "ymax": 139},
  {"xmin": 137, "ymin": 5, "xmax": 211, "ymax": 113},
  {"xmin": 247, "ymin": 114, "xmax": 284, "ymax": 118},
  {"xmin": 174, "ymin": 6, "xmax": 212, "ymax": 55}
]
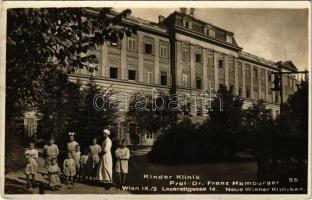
[
  {"xmin": 5, "ymin": 121, "xmax": 27, "ymax": 173},
  {"xmin": 147, "ymin": 118, "xmax": 207, "ymax": 164}
]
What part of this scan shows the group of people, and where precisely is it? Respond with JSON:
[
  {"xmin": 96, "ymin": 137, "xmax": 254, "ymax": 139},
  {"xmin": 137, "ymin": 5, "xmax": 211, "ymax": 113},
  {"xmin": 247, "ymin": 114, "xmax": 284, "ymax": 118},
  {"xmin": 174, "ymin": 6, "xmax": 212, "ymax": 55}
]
[{"xmin": 24, "ymin": 129, "xmax": 130, "ymax": 191}]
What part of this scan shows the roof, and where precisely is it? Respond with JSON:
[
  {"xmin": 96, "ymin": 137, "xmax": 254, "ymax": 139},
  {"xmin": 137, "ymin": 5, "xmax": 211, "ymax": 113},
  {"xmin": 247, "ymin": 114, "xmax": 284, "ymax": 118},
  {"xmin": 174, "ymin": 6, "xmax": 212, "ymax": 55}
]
[
  {"xmin": 170, "ymin": 11, "xmax": 235, "ymax": 35},
  {"xmin": 278, "ymin": 61, "xmax": 298, "ymax": 71},
  {"xmin": 84, "ymin": 8, "xmax": 169, "ymax": 37},
  {"xmin": 160, "ymin": 11, "xmax": 242, "ymax": 51},
  {"xmin": 239, "ymin": 51, "xmax": 276, "ymax": 68},
  {"xmin": 84, "ymin": 8, "xmax": 299, "ymax": 70}
]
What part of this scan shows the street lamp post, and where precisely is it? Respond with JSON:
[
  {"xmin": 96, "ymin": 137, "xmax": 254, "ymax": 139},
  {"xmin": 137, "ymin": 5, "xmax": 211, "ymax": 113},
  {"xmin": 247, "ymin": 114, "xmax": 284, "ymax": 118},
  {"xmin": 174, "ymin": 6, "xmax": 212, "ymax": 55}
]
[{"xmin": 271, "ymin": 61, "xmax": 309, "ymax": 176}]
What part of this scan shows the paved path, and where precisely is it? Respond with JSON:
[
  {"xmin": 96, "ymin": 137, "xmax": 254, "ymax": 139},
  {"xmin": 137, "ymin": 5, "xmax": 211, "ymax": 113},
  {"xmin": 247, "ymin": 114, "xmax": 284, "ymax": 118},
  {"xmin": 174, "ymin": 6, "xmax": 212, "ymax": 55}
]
[
  {"xmin": 4, "ymin": 146, "xmax": 154, "ymax": 194},
  {"xmin": 5, "ymin": 156, "xmax": 129, "ymax": 194},
  {"xmin": 130, "ymin": 146, "xmax": 152, "ymax": 156}
]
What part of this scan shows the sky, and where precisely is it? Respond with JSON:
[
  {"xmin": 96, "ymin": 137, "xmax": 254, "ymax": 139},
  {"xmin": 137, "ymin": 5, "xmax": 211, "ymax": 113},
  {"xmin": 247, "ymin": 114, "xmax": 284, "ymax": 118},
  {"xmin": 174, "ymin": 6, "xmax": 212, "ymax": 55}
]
[{"xmin": 115, "ymin": 8, "xmax": 309, "ymax": 71}]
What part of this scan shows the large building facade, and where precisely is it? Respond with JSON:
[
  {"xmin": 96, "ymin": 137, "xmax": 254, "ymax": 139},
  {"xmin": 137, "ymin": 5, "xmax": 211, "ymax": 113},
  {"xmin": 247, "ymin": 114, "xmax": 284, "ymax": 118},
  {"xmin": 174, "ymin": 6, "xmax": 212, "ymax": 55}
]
[{"xmin": 25, "ymin": 9, "xmax": 301, "ymax": 145}]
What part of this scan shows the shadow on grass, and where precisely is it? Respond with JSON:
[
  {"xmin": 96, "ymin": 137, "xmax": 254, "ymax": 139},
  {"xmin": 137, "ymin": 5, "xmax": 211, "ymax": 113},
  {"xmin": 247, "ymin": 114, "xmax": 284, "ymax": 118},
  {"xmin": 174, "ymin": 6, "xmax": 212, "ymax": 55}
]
[{"xmin": 5, "ymin": 178, "xmax": 32, "ymax": 194}]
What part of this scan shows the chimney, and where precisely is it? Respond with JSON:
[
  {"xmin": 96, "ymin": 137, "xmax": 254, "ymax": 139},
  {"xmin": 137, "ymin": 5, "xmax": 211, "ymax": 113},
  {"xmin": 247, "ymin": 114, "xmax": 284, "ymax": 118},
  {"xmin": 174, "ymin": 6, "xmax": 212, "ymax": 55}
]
[
  {"xmin": 180, "ymin": 8, "xmax": 187, "ymax": 14},
  {"xmin": 158, "ymin": 15, "xmax": 165, "ymax": 23},
  {"xmin": 190, "ymin": 8, "xmax": 195, "ymax": 16}
]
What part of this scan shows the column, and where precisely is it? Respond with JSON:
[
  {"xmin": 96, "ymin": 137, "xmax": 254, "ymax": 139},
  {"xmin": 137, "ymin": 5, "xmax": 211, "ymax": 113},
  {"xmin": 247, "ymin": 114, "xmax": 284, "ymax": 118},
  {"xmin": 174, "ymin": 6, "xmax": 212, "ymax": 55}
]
[
  {"xmin": 120, "ymin": 37, "xmax": 127, "ymax": 80},
  {"xmin": 138, "ymin": 32, "xmax": 144, "ymax": 82},
  {"xmin": 242, "ymin": 62, "xmax": 246, "ymax": 98},
  {"xmin": 258, "ymin": 68, "xmax": 261, "ymax": 100},
  {"xmin": 234, "ymin": 58, "xmax": 239, "ymax": 95},
  {"xmin": 101, "ymin": 44, "xmax": 108, "ymax": 77},
  {"xmin": 202, "ymin": 48, "xmax": 208, "ymax": 90},
  {"xmin": 273, "ymin": 91, "xmax": 276, "ymax": 103},
  {"xmin": 190, "ymin": 45, "xmax": 195, "ymax": 88},
  {"xmin": 213, "ymin": 51, "xmax": 219, "ymax": 91},
  {"xmin": 224, "ymin": 54, "xmax": 229, "ymax": 88},
  {"xmin": 97, "ymin": 46, "xmax": 102, "ymax": 76},
  {"xmin": 154, "ymin": 38, "xmax": 160, "ymax": 85},
  {"xmin": 282, "ymin": 73, "xmax": 287, "ymax": 102},
  {"xmin": 265, "ymin": 69, "xmax": 268, "ymax": 101},
  {"xmin": 250, "ymin": 65, "xmax": 254, "ymax": 99},
  {"xmin": 176, "ymin": 41, "xmax": 182, "ymax": 87}
]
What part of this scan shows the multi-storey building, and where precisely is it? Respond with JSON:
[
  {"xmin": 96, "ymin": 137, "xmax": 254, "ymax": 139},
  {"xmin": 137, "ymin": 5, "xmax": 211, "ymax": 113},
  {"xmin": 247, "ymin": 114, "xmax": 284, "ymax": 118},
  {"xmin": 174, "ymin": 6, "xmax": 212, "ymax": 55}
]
[{"xmin": 25, "ymin": 9, "xmax": 301, "ymax": 145}]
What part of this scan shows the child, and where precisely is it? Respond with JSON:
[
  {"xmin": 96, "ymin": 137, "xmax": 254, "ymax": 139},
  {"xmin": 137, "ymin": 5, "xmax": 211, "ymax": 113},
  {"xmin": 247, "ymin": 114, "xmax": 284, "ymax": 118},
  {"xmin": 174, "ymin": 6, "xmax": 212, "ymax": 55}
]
[
  {"xmin": 80, "ymin": 147, "xmax": 91, "ymax": 181},
  {"xmin": 67, "ymin": 132, "xmax": 79, "ymax": 157},
  {"xmin": 73, "ymin": 145, "xmax": 81, "ymax": 181},
  {"xmin": 115, "ymin": 139, "xmax": 130, "ymax": 188},
  {"xmin": 43, "ymin": 137, "xmax": 59, "ymax": 168},
  {"xmin": 89, "ymin": 138, "xmax": 101, "ymax": 180},
  {"xmin": 48, "ymin": 158, "xmax": 61, "ymax": 191},
  {"xmin": 25, "ymin": 142, "xmax": 38, "ymax": 188},
  {"xmin": 63, "ymin": 152, "xmax": 76, "ymax": 185}
]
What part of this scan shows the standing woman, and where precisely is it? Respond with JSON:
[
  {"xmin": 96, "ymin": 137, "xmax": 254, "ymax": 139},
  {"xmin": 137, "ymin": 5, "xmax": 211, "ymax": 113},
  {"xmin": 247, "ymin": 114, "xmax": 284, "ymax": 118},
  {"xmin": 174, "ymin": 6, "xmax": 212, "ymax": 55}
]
[
  {"xmin": 89, "ymin": 138, "xmax": 101, "ymax": 181},
  {"xmin": 96, "ymin": 129, "xmax": 113, "ymax": 189},
  {"xmin": 67, "ymin": 132, "xmax": 79, "ymax": 158}
]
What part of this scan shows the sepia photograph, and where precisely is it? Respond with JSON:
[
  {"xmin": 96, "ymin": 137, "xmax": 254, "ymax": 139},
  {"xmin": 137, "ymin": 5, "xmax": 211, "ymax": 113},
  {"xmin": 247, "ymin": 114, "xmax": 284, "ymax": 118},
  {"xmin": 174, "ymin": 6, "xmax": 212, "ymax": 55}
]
[{"xmin": 1, "ymin": 1, "xmax": 310, "ymax": 198}]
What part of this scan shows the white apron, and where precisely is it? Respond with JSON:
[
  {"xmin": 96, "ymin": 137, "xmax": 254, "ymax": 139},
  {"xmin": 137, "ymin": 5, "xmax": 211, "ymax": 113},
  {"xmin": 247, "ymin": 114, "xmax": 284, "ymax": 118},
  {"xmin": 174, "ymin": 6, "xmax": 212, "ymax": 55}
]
[{"xmin": 96, "ymin": 137, "xmax": 113, "ymax": 183}]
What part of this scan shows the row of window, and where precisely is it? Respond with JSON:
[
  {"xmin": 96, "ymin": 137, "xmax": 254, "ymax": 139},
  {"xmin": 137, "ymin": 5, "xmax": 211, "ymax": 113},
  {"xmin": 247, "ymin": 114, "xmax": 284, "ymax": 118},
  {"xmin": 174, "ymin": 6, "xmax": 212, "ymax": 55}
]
[
  {"xmin": 120, "ymin": 37, "xmax": 236, "ymax": 70},
  {"xmin": 236, "ymin": 86, "xmax": 278, "ymax": 103},
  {"xmin": 113, "ymin": 36, "xmax": 169, "ymax": 58},
  {"xmin": 205, "ymin": 83, "xmax": 277, "ymax": 103},
  {"xmin": 109, "ymin": 66, "xmax": 205, "ymax": 90},
  {"xmin": 127, "ymin": 123, "xmax": 154, "ymax": 139},
  {"xmin": 238, "ymin": 62, "xmax": 275, "ymax": 83},
  {"xmin": 190, "ymin": 51, "xmax": 294, "ymax": 87},
  {"xmin": 114, "ymin": 38, "xmax": 294, "ymax": 90},
  {"xmin": 108, "ymin": 65, "xmax": 291, "ymax": 92},
  {"xmin": 82, "ymin": 62, "xmax": 292, "ymax": 95},
  {"xmin": 181, "ymin": 73, "xmax": 202, "ymax": 89},
  {"xmin": 127, "ymin": 36, "xmax": 231, "ymax": 67},
  {"xmin": 96, "ymin": 67, "xmax": 284, "ymax": 104},
  {"xmin": 178, "ymin": 72, "xmax": 283, "ymax": 103},
  {"xmin": 182, "ymin": 44, "xmax": 225, "ymax": 68},
  {"xmin": 109, "ymin": 67, "xmax": 168, "ymax": 86},
  {"xmin": 180, "ymin": 94, "xmax": 278, "ymax": 117},
  {"xmin": 183, "ymin": 45, "xmax": 219, "ymax": 65}
]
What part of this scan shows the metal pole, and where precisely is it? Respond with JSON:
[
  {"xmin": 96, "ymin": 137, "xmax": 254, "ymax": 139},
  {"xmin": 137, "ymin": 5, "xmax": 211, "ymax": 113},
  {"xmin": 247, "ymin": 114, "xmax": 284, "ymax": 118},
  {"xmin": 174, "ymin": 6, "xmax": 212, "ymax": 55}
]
[
  {"xmin": 271, "ymin": 62, "xmax": 309, "ymax": 177},
  {"xmin": 271, "ymin": 63, "xmax": 284, "ymax": 176},
  {"xmin": 278, "ymin": 67, "xmax": 284, "ymax": 175},
  {"xmin": 280, "ymin": 67, "xmax": 284, "ymax": 119}
]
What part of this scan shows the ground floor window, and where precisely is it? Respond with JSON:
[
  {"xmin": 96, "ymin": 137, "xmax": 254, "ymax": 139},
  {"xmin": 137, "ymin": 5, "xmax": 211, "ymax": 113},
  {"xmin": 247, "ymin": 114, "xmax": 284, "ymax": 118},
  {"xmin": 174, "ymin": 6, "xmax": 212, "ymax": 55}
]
[
  {"xmin": 246, "ymin": 88, "xmax": 251, "ymax": 98},
  {"xmin": 24, "ymin": 117, "xmax": 38, "ymax": 137},
  {"xmin": 182, "ymin": 73, "xmax": 190, "ymax": 88},
  {"xmin": 238, "ymin": 87, "xmax": 242, "ymax": 96},
  {"xmin": 128, "ymin": 69, "xmax": 136, "ymax": 81},
  {"xmin": 110, "ymin": 67, "xmax": 118, "ymax": 79},
  {"xmin": 144, "ymin": 68, "xmax": 153, "ymax": 84},
  {"xmin": 160, "ymin": 71, "xmax": 168, "ymax": 86},
  {"xmin": 146, "ymin": 131, "xmax": 153, "ymax": 139},
  {"xmin": 229, "ymin": 84, "xmax": 234, "ymax": 94},
  {"xmin": 128, "ymin": 122, "xmax": 140, "ymax": 145},
  {"xmin": 109, "ymin": 123, "xmax": 119, "ymax": 141},
  {"xmin": 196, "ymin": 76, "xmax": 202, "ymax": 89}
]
